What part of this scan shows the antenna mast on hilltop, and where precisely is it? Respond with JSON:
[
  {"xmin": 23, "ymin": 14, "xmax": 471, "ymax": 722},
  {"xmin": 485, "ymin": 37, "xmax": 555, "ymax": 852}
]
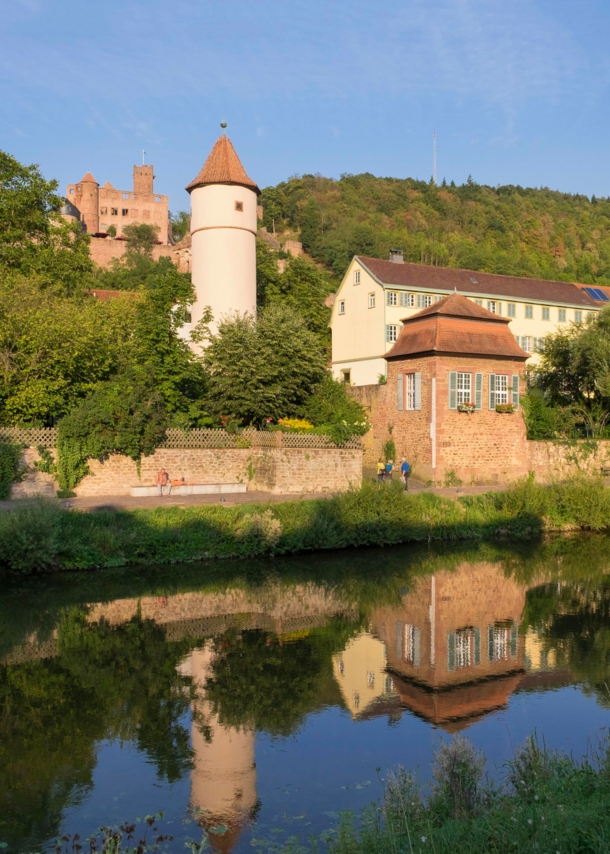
[
  {"xmin": 142, "ymin": 150, "xmax": 146, "ymax": 165},
  {"xmin": 433, "ymin": 130, "xmax": 437, "ymax": 185}
]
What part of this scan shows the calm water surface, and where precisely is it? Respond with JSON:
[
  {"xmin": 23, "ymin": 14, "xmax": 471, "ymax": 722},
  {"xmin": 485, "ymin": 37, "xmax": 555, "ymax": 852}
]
[{"xmin": 1, "ymin": 536, "xmax": 610, "ymax": 853}]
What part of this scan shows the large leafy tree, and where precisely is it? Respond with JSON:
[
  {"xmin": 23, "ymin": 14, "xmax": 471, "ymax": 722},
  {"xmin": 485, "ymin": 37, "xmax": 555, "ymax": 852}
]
[
  {"xmin": 203, "ymin": 304, "xmax": 327, "ymax": 426},
  {"xmin": 256, "ymin": 240, "xmax": 332, "ymax": 341},
  {"xmin": 0, "ymin": 150, "xmax": 92, "ymax": 292},
  {"xmin": 0, "ymin": 274, "xmax": 136, "ymax": 425},
  {"xmin": 536, "ymin": 308, "xmax": 610, "ymax": 406}
]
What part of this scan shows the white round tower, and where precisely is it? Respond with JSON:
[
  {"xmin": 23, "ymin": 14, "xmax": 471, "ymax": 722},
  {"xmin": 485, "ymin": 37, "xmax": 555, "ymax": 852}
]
[{"xmin": 186, "ymin": 133, "xmax": 259, "ymax": 337}]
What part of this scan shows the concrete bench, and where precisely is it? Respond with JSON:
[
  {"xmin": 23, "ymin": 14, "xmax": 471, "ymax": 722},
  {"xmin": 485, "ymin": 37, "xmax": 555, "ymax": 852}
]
[{"xmin": 130, "ymin": 483, "xmax": 247, "ymax": 498}]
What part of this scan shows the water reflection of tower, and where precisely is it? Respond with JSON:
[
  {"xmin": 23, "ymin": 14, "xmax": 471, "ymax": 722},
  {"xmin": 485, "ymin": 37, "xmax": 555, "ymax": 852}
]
[{"xmin": 178, "ymin": 644, "xmax": 258, "ymax": 853}]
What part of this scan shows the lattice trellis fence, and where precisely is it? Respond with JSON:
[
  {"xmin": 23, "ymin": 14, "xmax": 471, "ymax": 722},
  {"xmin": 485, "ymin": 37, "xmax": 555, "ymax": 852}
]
[
  {"xmin": 0, "ymin": 426, "xmax": 360, "ymax": 451},
  {"xmin": 0, "ymin": 428, "xmax": 57, "ymax": 448}
]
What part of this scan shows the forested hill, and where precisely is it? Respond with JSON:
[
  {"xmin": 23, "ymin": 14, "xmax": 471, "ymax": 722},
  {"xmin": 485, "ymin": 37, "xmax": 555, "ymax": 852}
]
[{"xmin": 260, "ymin": 174, "xmax": 610, "ymax": 285}]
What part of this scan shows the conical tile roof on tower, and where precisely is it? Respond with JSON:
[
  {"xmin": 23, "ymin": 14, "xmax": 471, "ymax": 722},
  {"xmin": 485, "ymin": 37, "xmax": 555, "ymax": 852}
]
[{"xmin": 186, "ymin": 135, "xmax": 260, "ymax": 194}]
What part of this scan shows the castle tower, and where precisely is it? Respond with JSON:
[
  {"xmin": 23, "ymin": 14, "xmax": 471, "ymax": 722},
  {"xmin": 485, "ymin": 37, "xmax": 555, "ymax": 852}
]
[
  {"xmin": 186, "ymin": 135, "xmax": 260, "ymax": 336},
  {"xmin": 76, "ymin": 172, "xmax": 99, "ymax": 233},
  {"xmin": 133, "ymin": 164, "xmax": 154, "ymax": 195}
]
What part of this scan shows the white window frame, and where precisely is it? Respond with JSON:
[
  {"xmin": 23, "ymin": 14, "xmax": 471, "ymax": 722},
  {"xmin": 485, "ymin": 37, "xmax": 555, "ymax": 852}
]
[
  {"xmin": 487, "ymin": 300, "xmax": 498, "ymax": 314},
  {"xmin": 354, "ymin": 270, "xmax": 361, "ymax": 285},
  {"xmin": 558, "ymin": 308, "xmax": 566, "ymax": 322},
  {"xmin": 387, "ymin": 291, "xmax": 398, "ymax": 306},
  {"xmin": 368, "ymin": 292, "xmax": 376, "ymax": 308},
  {"xmin": 542, "ymin": 306, "xmax": 550, "ymax": 321},
  {"xmin": 507, "ymin": 303, "xmax": 516, "ymax": 318},
  {"xmin": 474, "ymin": 299, "xmax": 483, "ymax": 306},
  {"xmin": 405, "ymin": 373, "xmax": 416, "ymax": 410},
  {"xmin": 456, "ymin": 372, "xmax": 472, "ymax": 405},
  {"xmin": 400, "ymin": 292, "xmax": 415, "ymax": 307},
  {"xmin": 525, "ymin": 304, "xmax": 533, "ymax": 319},
  {"xmin": 575, "ymin": 310, "xmax": 582, "ymax": 322},
  {"xmin": 386, "ymin": 324, "xmax": 398, "ymax": 343},
  {"xmin": 338, "ymin": 299, "xmax": 345, "ymax": 315},
  {"xmin": 495, "ymin": 374, "xmax": 509, "ymax": 405},
  {"xmin": 417, "ymin": 294, "xmax": 432, "ymax": 308}
]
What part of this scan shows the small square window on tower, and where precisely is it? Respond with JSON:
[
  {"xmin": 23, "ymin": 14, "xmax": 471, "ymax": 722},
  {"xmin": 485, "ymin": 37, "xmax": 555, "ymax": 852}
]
[{"xmin": 235, "ymin": 201, "xmax": 244, "ymax": 212}]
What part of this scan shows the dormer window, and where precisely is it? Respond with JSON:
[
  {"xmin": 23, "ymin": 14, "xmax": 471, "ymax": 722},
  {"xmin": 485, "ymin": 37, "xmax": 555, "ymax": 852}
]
[{"xmin": 235, "ymin": 201, "xmax": 244, "ymax": 212}]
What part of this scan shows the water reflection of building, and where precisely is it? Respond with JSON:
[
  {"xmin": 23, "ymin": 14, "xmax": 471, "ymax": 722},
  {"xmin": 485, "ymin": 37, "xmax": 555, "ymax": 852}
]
[
  {"xmin": 332, "ymin": 632, "xmax": 398, "ymax": 720},
  {"xmin": 369, "ymin": 563, "xmax": 527, "ymax": 730},
  {"xmin": 179, "ymin": 644, "xmax": 257, "ymax": 854}
]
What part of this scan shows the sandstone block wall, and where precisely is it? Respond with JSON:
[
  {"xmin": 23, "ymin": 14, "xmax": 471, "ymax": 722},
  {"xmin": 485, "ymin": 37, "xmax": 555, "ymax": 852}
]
[
  {"xmin": 526, "ymin": 440, "xmax": 610, "ymax": 481},
  {"xmin": 11, "ymin": 446, "xmax": 362, "ymax": 498},
  {"xmin": 88, "ymin": 237, "xmax": 176, "ymax": 269}
]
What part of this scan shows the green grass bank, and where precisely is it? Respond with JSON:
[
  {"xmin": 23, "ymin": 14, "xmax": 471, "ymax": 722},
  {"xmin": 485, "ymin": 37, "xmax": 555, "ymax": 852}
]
[{"xmin": 2, "ymin": 477, "xmax": 610, "ymax": 576}]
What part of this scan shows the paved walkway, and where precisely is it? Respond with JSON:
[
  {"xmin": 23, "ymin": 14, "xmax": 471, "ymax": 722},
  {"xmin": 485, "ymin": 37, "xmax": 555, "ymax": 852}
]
[{"xmin": 0, "ymin": 480, "xmax": 506, "ymax": 513}]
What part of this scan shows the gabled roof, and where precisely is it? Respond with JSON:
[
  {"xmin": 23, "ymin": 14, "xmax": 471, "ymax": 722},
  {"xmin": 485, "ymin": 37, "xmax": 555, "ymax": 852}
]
[
  {"xmin": 186, "ymin": 135, "xmax": 260, "ymax": 195},
  {"xmin": 79, "ymin": 171, "xmax": 98, "ymax": 184},
  {"xmin": 386, "ymin": 292, "xmax": 528, "ymax": 361},
  {"xmin": 357, "ymin": 256, "xmax": 598, "ymax": 308},
  {"xmin": 102, "ymin": 181, "xmax": 115, "ymax": 190}
]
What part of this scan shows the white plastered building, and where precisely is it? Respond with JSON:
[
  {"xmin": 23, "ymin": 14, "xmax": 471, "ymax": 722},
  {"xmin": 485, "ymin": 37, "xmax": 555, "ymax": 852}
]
[{"xmin": 331, "ymin": 252, "xmax": 606, "ymax": 386}]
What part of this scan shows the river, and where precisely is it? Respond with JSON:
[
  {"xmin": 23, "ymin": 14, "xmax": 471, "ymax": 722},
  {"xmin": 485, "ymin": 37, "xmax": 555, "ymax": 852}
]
[{"xmin": 1, "ymin": 535, "xmax": 610, "ymax": 853}]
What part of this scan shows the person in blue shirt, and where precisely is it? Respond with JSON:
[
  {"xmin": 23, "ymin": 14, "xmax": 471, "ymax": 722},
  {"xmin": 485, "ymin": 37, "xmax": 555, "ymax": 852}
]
[
  {"xmin": 385, "ymin": 459, "xmax": 394, "ymax": 480},
  {"xmin": 400, "ymin": 458, "xmax": 411, "ymax": 491}
]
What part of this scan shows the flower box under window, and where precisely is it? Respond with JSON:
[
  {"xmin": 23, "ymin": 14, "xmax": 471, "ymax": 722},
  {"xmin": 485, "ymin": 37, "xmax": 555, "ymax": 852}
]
[{"xmin": 457, "ymin": 401, "xmax": 477, "ymax": 413}]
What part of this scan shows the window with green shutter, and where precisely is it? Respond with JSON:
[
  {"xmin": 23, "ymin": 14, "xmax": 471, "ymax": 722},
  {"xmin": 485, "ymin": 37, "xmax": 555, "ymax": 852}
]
[
  {"xmin": 510, "ymin": 623, "xmax": 518, "ymax": 658},
  {"xmin": 511, "ymin": 375, "xmax": 519, "ymax": 408},
  {"xmin": 447, "ymin": 632, "xmax": 456, "ymax": 671},
  {"xmin": 474, "ymin": 627, "xmax": 481, "ymax": 665},
  {"xmin": 396, "ymin": 622, "xmax": 403, "ymax": 659},
  {"xmin": 414, "ymin": 372, "xmax": 422, "ymax": 410},
  {"xmin": 475, "ymin": 373, "xmax": 483, "ymax": 410},
  {"xmin": 448, "ymin": 371, "xmax": 457, "ymax": 409},
  {"xmin": 488, "ymin": 374, "xmax": 496, "ymax": 409}
]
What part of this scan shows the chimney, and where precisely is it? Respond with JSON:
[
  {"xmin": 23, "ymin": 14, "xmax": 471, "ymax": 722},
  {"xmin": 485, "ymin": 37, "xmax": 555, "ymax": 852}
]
[{"xmin": 389, "ymin": 249, "xmax": 404, "ymax": 263}]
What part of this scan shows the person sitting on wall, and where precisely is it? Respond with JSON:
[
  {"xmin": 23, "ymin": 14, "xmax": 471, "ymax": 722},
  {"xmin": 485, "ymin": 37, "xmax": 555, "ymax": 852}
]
[
  {"xmin": 157, "ymin": 468, "xmax": 171, "ymax": 496},
  {"xmin": 385, "ymin": 459, "xmax": 394, "ymax": 480},
  {"xmin": 377, "ymin": 458, "xmax": 386, "ymax": 482},
  {"xmin": 400, "ymin": 458, "xmax": 411, "ymax": 491}
]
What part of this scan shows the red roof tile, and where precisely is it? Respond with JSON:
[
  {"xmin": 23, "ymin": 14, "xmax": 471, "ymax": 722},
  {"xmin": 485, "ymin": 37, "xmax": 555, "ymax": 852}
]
[
  {"xmin": 79, "ymin": 172, "xmax": 98, "ymax": 184},
  {"xmin": 386, "ymin": 293, "xmax": 528, "ymax": 361},
  {"xmin": 358, "ymin": 256, "xmax": 597, "ymax": 307},
  {"xmin": 186, "ymin": 135, "xmax": 260, "ymax": 195}
]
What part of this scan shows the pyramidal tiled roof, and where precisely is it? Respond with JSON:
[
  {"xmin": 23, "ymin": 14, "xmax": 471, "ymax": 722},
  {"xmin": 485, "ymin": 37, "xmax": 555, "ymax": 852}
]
[
  {"xmin": 102, "ymin": 181, "xmax": 115, "ymax": 190},
  {"xmin": 402, "ymin": 291, "xmax": 508, "ymax": 324},
  {"xmin": 79, "ymin": 172, "xmax": 98, "ymax": 184},
  {"xmin": 186, "ymin": 135, "xmax": 259, "ymax": 195},
  {"xmin": 386, "ymin": 291, "xmax": 528, "ymax": 361}
]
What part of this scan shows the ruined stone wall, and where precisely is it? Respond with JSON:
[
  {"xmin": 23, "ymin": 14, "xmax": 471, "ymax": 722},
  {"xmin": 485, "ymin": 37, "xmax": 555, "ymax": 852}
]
[
  {"xmin": 12, "ymin": 446, "xmax": 362, "ymax": 498},
  {"xmin": 88, "ymin": 237, "xmax": 176, "ymax": 268}
]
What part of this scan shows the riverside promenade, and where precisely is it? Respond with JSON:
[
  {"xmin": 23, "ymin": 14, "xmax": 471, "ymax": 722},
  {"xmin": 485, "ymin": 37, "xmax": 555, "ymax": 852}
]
[{"xmin": 0, "ymin": 480, "xmax": 506, "ymax": 512}]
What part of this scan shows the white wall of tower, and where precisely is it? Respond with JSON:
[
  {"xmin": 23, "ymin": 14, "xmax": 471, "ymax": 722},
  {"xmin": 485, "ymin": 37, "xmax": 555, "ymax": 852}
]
[{"xmin": 190, "ymin": 183, "xmax": 258, "ymax": 335}]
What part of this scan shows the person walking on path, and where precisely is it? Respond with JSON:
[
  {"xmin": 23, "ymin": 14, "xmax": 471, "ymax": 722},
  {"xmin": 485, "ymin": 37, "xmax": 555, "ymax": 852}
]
[
  {"xmin": 400, "ymin": 458, "xmax": 411, "ymax": 491},
  {"xmin": 385, "ymin": 459, "xmax": 394, "ymax": 480},
  {"xmin": 377, "ymin": 458, "xmax": 386, "ymax": 482},
  {"xmin": 157, "ymin": 468, "xmax": 171, "ymax": 496}
]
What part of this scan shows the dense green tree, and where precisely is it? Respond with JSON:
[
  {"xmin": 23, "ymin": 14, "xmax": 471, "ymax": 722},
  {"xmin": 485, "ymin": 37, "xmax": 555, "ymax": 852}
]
[
  {"xmin": 301, "ymin": 374, "xmax": 369, "ymax": 443},
  {"xmin": 0, "ymin": 150, "xmax": 93, "ymax": 292},
  {"xmin": 122, "ymin": 222, "xmax": 160, "ymax": 256},
  {"xmin": 203, "ymin": 304, "xmax": 327, "ymax": 426}
]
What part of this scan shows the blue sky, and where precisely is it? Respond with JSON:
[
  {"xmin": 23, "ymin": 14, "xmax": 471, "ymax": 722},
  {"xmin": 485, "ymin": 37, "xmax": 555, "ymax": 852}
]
[{"xmin": 2, "ymin": 0, "xmax": 610, "ymax": 213}]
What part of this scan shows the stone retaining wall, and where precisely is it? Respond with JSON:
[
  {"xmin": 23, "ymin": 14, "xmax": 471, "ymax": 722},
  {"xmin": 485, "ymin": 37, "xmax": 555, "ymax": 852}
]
[
  {"xmin": 11, "ymin": 446, "xmax": 362, "ymax": 498},
  {"xmin": 526, "ymin": 440, "xmax": 610, "ymax": 481}
]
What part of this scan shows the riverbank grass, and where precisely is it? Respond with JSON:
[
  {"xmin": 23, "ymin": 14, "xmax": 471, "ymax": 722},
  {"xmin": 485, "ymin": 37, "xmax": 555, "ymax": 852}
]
[{"xmin": 2, "ymin": 477, "xmax": 610, "ymax": 575}]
